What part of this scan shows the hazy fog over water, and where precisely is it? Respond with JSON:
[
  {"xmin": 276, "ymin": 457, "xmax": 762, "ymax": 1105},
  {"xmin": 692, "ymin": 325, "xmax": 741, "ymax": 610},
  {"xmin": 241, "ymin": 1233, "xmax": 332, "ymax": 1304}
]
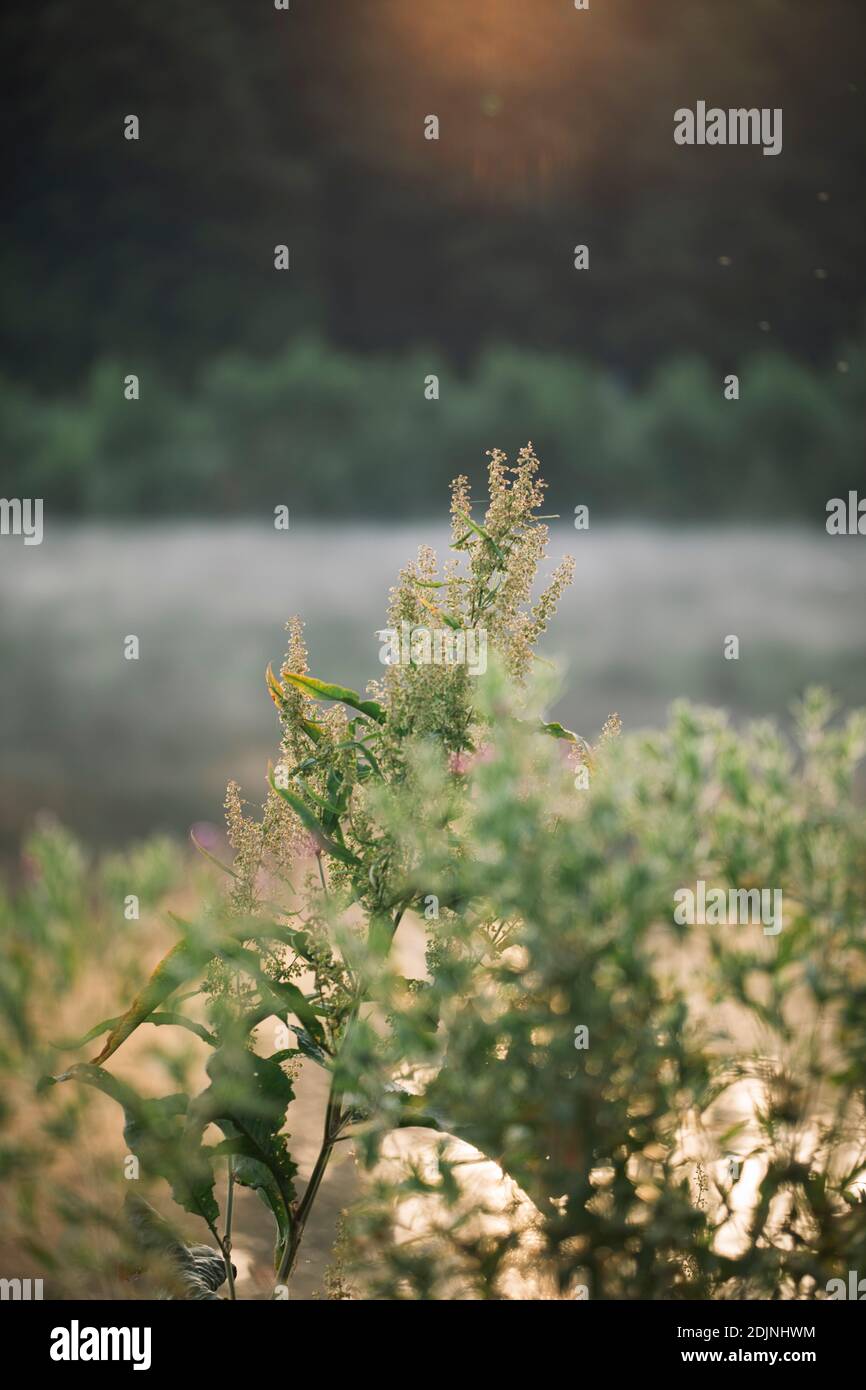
[{"xmin": 2, "ymin": 522, "xmax": 864, "ymax": 849}]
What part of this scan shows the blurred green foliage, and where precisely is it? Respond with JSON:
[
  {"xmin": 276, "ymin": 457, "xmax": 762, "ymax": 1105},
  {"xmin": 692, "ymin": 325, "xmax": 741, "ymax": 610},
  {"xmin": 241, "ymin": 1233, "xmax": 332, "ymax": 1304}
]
[
  {"xmin": 347, "ymin": 679, "xmax": 866, "ymax": 1298},
  {"xmin": 0, "ymin": 820, "xmax": 197, "ymax": 1294},
  {"xmin": 3, "ymin": 335, "xmax": 864, "ymax": 519}
]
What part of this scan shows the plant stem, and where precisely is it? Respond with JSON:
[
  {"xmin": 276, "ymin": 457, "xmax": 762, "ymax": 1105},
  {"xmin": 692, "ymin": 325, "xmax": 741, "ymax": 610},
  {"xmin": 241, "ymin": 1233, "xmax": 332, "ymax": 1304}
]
[
  {"xmin": 273, "ymin": 987, "xmax": 366, "ymax": 1294},
  {"xmin": 273, "ymin": 909, "xmax": 388, "ymax": 1296},
  {"xmin": 223, "ymin": 1158, "xmax": 236, "ymax": 1300},
  {"xmin": 203, "ymin": 1213, "xmax": 236, "ymax": 1302},
  {"xmin": 316, "ymin": 851, "xmax": 329, "ymax": 896},
  {"xmin": 275, "ymin": 1089, "xmax": 341, "ymax": 1291}
]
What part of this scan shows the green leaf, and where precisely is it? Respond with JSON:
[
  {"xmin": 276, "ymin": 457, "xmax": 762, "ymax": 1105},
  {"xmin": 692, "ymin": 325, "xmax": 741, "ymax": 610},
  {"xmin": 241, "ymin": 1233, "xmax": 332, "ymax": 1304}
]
[
  {"xmin": 276, "ymin": 924, "xmax": 316, "ymax": 964},
  {"xmin": 266, "ymin": 664, "xmax": 325, "ymax": 742},
  {"xmin": 217, "ymin": 1123, "xmax": 293, "ymax": 1268},
  {"xmin": 539, "ymin": 720, "xmax": 584, "ymax": 745},
  {"xmin": 50, "ymin": 1064, "xmax": 219, "ymax": 1227},
  {"xmin": 392, "ymin": 1088, "xmax": 446, "ymax": 1134},
  {"xmin": 54, "ymin": 1011, "xmax": 217, "ymax": 1051},
  {"xmin": 268, "ymin": 772, "xmax": 362, "ymax": 867},
  {"xmin": 453, "ymin": 510, "xmax": 507, "ymax": 565},
  {"xmin": 368, "ymin": 911, "xmax": 398, "ymax": 959},
  {"xmin": 295, "ymin": 774, "xmax": 344, "ymax": 822},
  {"xmin": 59, "ymin": 914, "xmax": 291, "ymax": 1069},
  {"xmin": 187, "ymin": 1045, "xmax": 298, "ymax": 1260},
  {"xmin": 287, "ymin": 1026, "xmax": 329, "ymax": 1067},
  {"xmin": 226, "ymin": 916, "xmax": 316, "ymax": 961},
  {"xmin": 287, "ymin": 738, "xmax": 384, "ymax": 783},
  {"xmin": 280, "ymin": 672, "xmax": 386, "ymax": 724},
  {"xmin": 268, "ymin": 978, "xmax": 327, "ymax": 1049},
  {"xmin": 52, "ymin": 1015, "xmax": 124, "ymax": 1050},
  {"xmin": 88, "ymin": 936, "xmax": 219, "ymax": 1066},
  {"xmin": 189, "ymin": 829, "xmax": 242, "ymax": 880},
  {"xmin": 200, "ymin": 942, "xmax": 329, "ymax": 1051}
]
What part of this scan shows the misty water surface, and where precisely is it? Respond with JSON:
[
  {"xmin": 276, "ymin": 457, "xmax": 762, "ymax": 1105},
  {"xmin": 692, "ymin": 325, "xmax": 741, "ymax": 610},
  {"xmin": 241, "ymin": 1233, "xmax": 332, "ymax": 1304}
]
[{"xmin": 1, "ymin": 523, "xmax": 864, "ymax": 849}]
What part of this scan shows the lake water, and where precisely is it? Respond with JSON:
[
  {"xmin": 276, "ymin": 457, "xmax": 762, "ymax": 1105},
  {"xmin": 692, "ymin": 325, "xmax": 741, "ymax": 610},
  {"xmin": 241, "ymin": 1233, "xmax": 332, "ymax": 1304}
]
[{"xmin": 1, "ymin": 523, "xmax": 864, "ymax": 850}]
